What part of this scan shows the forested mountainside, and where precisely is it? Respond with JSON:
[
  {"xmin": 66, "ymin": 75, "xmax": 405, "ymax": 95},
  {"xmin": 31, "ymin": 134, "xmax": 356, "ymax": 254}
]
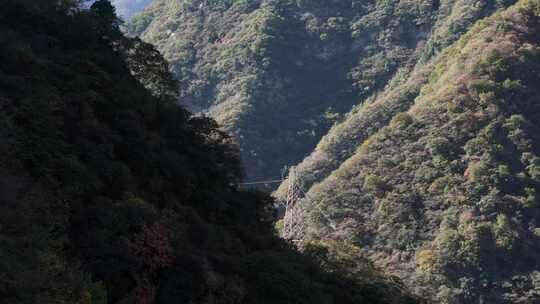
[
  {"xmin": 0, "ymin": 1, "xmax": 420, "ymax": 303},
  {"xmin": 275, "ymin": 0, "xmax": 518, "ymax": 200},
  {"xmin": 128, "ymin": 0, "xmax": 515, "ymax": 181},
  {"xmin": 280, "ymin": 0, "xmax": 540, "ymax": 302}
]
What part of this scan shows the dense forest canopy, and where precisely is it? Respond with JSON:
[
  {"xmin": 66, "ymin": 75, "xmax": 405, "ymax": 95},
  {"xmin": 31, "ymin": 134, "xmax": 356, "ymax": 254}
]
[
  {"xmin": 128, "ymin": 0, "xmax": 519, "ymax": 184},
  {"xmin": 0, "ymin": 0, "xmax": 420, "ymax": 303},
  {"xmin": 7, "ymin": 0, "xmax": 540, "ymax": 303},
  {"xmin": 129, "ymin": 0, "xmax": 540, "ymax": 302},
  {"xmin": 275, "ymin": 0, "xmax": 520, "ymax": 201},
  {"xmin": 279, "ymin": 0, "xmax": 540, "ymax": 302}
]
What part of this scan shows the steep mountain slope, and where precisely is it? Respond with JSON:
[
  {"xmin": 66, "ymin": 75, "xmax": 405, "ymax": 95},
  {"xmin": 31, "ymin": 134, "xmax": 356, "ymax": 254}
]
[
  {"xmin": 275, "ymin": 0, "xmax": 516, "ymax": 203},
  {"xmin": 0, "ymin": 1, "xmax": 420, "ymax": 303},
  {"xmin": 128, "ymin": 0, "xmax": 510, "ymax": 181},
  {"xmin": 281, "ymin": 1, "xmax": 540, "ymax": 302}
]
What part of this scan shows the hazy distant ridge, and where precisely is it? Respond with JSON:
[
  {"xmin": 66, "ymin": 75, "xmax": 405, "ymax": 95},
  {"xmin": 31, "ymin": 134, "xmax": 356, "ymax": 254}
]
[{"xmin": 112, "ymin": 0, "xmax": 151, "ymax": 18}]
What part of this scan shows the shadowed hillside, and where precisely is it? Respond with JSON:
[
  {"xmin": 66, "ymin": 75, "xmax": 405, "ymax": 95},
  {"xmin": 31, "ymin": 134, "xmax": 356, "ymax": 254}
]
[{"xmin": 0, "ymin": 1, "xmax": 421, "ymax": 303}]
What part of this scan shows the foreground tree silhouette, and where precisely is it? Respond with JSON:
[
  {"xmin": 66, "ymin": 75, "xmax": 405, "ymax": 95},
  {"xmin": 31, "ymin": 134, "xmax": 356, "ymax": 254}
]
[{"xmin": 90, "ymin": 0, "xmax": 122, "ymax": 37}]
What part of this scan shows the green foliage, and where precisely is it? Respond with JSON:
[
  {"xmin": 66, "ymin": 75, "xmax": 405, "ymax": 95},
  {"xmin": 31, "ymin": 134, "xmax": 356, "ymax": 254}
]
[
  {"xmin": 275, "ymin": 0, "xmax": 515, "ymax": 213},
  {"xmin": 518, "ymin": 0, "xmax": 540, "ymax": 15},
  {"xmin": 0, "ymin": 1, "xmax": 421, "ymax": 303},
  {"xmin": 363, "ymin": 174, "xmax": 389, "ymax": 196},
  {"xmin": 91, "ymin": 0, "xmax": 123, "ymax": 37},
  {"xmin": 527, "ymin": 157, "xmax": 540, "ymax": 180},
  {"xmin": 302, "ymin": 240, "xmax": 421, "ymax": 304},
  {"xmin": 493, "ymin": 214, "xmax": 516, "ymax": 250},
  {"xmin": 279, "ymin": 1, "xmax": 540, "ymax": 302},
  {"xmin": 128, "ymin": 0, "xmax": 484, "ymax": 182},
  {"xmin": 274, "ymin": 218, "xmax": 285, "ymax": 235},
  {"xmin": 390, "ymin": 112, "xmax": 414, "ymax": 127},
  {"xmin": 416, "ymin": 249, "xmax": 436, "ymax": 273}
]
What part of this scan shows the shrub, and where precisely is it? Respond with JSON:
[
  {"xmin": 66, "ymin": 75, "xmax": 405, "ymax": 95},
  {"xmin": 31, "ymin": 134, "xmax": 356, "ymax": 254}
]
[
  {"xmin": 363, "ymin": 174, "xmax": 389, "ymax": 196},
  {"xmin": 493, "ymin": 214, "xmax": 515, "ymax": 250},
  {"xmin": 391, "ymin": 112, "xmax": 414, "ymax": 127},
  {"xmin": 416, "ymin": 249, "xmax": 436, "ymax": 273}
]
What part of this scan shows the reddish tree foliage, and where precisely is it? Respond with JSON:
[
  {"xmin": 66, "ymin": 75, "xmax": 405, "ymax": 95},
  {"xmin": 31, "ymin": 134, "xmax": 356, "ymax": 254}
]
[{"xmin": 131, "ymin": 222, "xmax": 175, "ymax": 271}]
